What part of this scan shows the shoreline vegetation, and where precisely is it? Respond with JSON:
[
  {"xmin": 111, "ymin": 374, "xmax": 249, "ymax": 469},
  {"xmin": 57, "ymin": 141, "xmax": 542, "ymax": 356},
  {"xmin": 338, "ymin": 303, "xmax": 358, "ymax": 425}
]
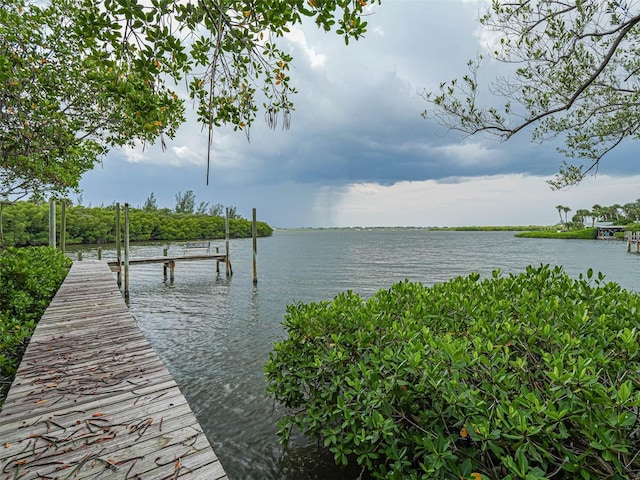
[
  {"xmin": 0, "ymin": 247, "xmax": 71, "ymax": 408},
  {"xmin": 280, "ymin": 226, "xmax": 608, "ymax": 238},
  {"xmin": 282, "ymin": 225, "xmax": 550, "ymax": 232},
  {"xmin": 0, "ymin": 201, "xmax": 273, "ymax": 248},
  {"xmin": 514, "ymin": 228, "xmax": 598, "ymax": 240}
]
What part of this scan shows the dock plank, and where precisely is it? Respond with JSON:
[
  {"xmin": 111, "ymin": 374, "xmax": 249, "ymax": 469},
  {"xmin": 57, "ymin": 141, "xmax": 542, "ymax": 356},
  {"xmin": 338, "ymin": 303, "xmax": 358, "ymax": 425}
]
[{"xmin": 0, "ymin": 261, "xmax": 228, "ymax": 480}]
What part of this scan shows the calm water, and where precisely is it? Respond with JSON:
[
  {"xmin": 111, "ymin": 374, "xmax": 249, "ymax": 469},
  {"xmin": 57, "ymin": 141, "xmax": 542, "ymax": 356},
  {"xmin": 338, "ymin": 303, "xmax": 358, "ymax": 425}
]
[{"xmin": 73, "ymin": 230, "xmax": 640, "ymax": 480}]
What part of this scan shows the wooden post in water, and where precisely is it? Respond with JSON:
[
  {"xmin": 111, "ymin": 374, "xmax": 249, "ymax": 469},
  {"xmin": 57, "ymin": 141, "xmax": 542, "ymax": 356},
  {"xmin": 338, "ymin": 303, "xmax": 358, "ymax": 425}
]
[
  {"xmin": 60, "ymin": 201, "xmax": 66, "ymax": 254},
  {"xmin": 48, "ymin": 200, "xmax": 56, "ymax": 249},
  {"xmin": 216, "ymin": 246, "xmax": 220, "ymax": 274},
  {"xmin": 225, "ymin": 207, "xmax": 231, "ymax": 276},
  {"xmin": 124, "ymin": 203, "xmax": 130, "ymax": 300},
  {"xmin": 97, "ymin": 247, "xmax": 102, "ymax": 260},
  {"xmin": 116, "ymin": 203, "xmax": 122, "ymax": 287},
  {"xmin": 252, "ymin": 208, "xmax": 257, "ymax": 284}
]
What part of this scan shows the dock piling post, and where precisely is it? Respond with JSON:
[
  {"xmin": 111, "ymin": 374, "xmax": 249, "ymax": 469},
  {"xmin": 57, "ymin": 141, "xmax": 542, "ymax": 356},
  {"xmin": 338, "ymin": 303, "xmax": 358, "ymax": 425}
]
[
  {"xmin": 216, "ymin": 247, "xmax": 220, "ymax": 274},
  {"xmin": 225, "ymin": 208, "xmax": 231, "ymax": 277},
  {"xmin": 116, "ymin": 203, "xmax": 122, "ymax": 287},
  {"xmin": 124, "ymin": 203, "xmax": 130, "ymax": 300},
  {"xmin": 60, "ymin": 201, "xmax": 66, "ymax": 254},
  {"xmin": 252, "ymin": 208, "xmax": 257, "ymax": 284},
  {"xmin": 48, "ymin": 200, "xmax": 56, "ymax": 249},
  {"xmin": 97, "ymin": 247, "xmax": 102, "ymax": 260}
]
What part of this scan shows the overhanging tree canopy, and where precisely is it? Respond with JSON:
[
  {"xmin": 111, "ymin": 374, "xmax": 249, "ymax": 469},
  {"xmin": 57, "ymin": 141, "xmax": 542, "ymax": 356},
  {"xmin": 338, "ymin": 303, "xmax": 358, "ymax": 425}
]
[
  {"xmin": 1, "ymin": 0, "xmax": 185, "ymax": 200},
  {"xmin": 1, "ymin": 0, "xmax": 380, "ymax": 200},
  {"xmin": 421, "ymin": 0, "xmax": 640, "ymax": 189}
]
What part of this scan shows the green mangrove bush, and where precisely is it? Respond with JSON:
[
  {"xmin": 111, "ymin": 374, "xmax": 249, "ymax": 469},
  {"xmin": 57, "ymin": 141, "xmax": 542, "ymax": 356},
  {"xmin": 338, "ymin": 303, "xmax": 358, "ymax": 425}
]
[
  {"xmin": 265, "ymin": 265, "xmax": 640, "ymax": 479},
  {"xmin": 0, "ymin": 247, "xmax": 71, "ymax": 406},
  {"xmin": 515, "ymin": 229, "xmax": 597, "ymax": 240}
]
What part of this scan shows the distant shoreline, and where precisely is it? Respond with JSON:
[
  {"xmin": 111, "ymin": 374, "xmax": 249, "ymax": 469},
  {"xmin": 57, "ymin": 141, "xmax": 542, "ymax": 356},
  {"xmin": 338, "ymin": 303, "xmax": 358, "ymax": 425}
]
[
  {"xmin": 279, "ymin": 225, "xmax": 551, "ymax": 232},
  {"xmin": 276, "ymin": 226, "xmax": 613, "ymax": 240}
]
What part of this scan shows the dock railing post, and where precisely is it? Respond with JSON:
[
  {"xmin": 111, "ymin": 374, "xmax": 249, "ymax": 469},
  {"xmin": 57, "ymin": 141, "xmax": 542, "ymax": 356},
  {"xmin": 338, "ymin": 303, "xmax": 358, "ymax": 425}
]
[
  {"xmin": 124, "ymin": 203, "xmax": 130, "ymax": 300},
  {"xmin": 252, "ymin": 208, "xmax": 257, "ymax": 284},
  {"xmin": 116, "ymin": 203, "xmax": 122, "ymax": 287}
]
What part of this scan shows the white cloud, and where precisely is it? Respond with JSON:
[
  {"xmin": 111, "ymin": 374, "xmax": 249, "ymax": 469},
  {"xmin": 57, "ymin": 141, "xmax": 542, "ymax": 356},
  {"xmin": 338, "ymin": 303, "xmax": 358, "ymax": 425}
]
[
  {"xmin": 370, "ymin": 25, "xmax": 384, "ymax": 37},
  {"xmin": 121, "ymin": 142, "xmax": 147, "ymax": 163},
  {"xmin": 320, "ymin": 174, "xmax": 640, "ymax": 228},
  {"xmin": 434, "ymin": 141, "xmax": 501, "ymax": 167},
  {"xmin": 284, "ymin": 27, "xmax": 326, "ymax": 69},
  {"xmin": 172, "ymin": 145, "xmax": 205, "ymax": 166}
]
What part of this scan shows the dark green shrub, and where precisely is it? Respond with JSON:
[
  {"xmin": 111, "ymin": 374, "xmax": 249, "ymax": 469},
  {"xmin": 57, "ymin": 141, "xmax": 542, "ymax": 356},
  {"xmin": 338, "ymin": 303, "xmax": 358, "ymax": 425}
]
[
  {"xmin": 265, "ymin": 265, "xmax": 640, "ymax": 479},
  {"xmin": 0, "ymin": 247, "xmax": 71, "ymax": 405}
]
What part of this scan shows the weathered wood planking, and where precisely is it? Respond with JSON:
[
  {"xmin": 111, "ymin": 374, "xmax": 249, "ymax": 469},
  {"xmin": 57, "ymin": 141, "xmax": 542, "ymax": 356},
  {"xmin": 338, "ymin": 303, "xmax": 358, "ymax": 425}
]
[{"xmin": 0, "ymin": 261, "xmax": 228, "ymax": 480}]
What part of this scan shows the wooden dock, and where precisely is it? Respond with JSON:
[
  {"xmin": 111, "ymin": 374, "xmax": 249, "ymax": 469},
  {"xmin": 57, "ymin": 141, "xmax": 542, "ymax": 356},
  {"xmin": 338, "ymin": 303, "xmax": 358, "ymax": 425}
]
[
  {"xmin": 107, "ymin": 251, "xmax": 232, "ymax": 284},
  {"xmin": 625, "ymin": 231, "xmax": 640, "ymax": 253},
  {"xmin": 0, "ymin": 261, "xmax": 228, "ymax": 479}
]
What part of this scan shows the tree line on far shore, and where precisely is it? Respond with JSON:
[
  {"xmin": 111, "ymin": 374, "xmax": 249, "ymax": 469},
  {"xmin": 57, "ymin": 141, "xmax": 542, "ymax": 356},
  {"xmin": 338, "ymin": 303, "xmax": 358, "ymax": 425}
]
[
  {"xmin": 554, "ymin": 199, "xmax": 640, "ymax": 230},
  {"xmin": 0, "ymin": 195, "xmax": 273, "ymax": 247}
]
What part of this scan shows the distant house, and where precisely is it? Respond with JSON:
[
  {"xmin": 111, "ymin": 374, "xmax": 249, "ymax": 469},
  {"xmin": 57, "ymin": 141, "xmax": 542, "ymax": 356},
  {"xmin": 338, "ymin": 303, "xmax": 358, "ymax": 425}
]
[{"xmin": 595, "ymin": 223, "xmax": 625, "ymax": 240}]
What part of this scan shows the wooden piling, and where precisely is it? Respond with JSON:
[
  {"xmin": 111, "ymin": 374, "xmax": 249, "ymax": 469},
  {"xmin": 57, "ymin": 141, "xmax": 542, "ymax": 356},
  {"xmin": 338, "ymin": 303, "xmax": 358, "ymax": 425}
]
[
  {"xmin": 48, "ymin": 199, "xmax": 56, "ymax": 248},
  {"xmin": 60, "ymin": 201, "xmax": 66, "ymax": 253},
  {"xmin": 116, "ymin": 203, "xmax": 122, "ymax": 287},
  {"xmin": 252, "ymin": 208, "xmax": 257, "ymax": 284},
  {"xmin": 216, "ymin": 246, "xmax": 220, "ymax": 274},
  {"xmin": 97, "ymin": 246, "xmax": 102, "ymax": 260},
  {"xmin": 225, "ymin": 208, "xmax": 231, "ymax": 276},
  {"xmin": 124, "ymin": 203, "xmax": 130, "ymax": 300}
]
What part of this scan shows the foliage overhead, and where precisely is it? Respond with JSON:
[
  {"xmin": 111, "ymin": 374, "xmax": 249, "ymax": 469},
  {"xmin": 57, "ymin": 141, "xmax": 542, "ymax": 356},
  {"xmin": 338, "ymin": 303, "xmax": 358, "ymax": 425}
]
[
  {"xmin": 1, "ymin": 0, "xmax": 380, "ymax": 200},
  {"xmin": 0, "ymin": 0, "xmax": 185, "ymax": 200},
  {"xmin": 266, "ymin": 264, "xmax": 640, "ymax": 479},
  {"xmin": 421, "ymin": 1, "xmax": 640, "ymax": 189}
]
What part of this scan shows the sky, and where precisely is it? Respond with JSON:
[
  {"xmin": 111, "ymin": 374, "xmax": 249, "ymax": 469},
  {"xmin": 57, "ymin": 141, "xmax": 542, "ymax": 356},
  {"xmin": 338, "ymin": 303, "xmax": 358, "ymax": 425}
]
[{"xmin": 79, "ymin": 0, "xmax": 640, "ymax": 228}]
